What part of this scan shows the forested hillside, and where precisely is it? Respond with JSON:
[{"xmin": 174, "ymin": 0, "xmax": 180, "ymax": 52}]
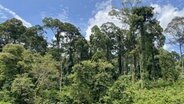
[{"xmin": 0, "ymin": 1, "xmax": 184, "ymax": 104}]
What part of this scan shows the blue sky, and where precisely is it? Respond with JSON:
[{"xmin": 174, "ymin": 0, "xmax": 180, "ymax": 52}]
[
  {"xmin": 0, "ymin": 0, "xmax": 96, "ymax": 26},
  {"xmin": 0, "ymin": 0, "xmax": 124, "ymax": 39},
  {"xmin": 0, "ymin": 0, "xmax": 184, "ymax": 51}
]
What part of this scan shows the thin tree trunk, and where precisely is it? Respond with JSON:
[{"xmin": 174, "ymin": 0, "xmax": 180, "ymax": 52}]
[
  {"xmin": 56, "ymin": 32, "xmax": 62, "ymax": 93},
  {"xmin": 118, "ymin": 34, "xmax": 123, "ymax": 74},
  {"xmin": 124, "ymin": 56, "xmax": 128, "ymax": 75},
  {"xmin": 140, "ymin": 23, "xmax": 146, "ymax": 89},
  {"xmin": 132, "ymin": 54, "xmax": 137, "ymax": 82},
  {"xmin": 179, "ymin": 43, "xmax": 183, "ymax": 73},
  {"xmin": 106, "ymin": 45, "xmax": 110, "ymax": 61},
  {"xmin": 118, "ymin": 54, "xmax": 122, "ymax": 74},
  {"xmin": 151, "ymin": 46, "xmax": 156, "ymax": 80}
]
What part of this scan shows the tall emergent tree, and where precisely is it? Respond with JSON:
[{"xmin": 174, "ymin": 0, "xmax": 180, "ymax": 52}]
[
  {"xmin": 130, "ymin": 7, "xmax": 165, "ymax": 87},
  {"xmin": 0, "ymin": 18, "xmax": 26, "ymax": 44},
  {"xmin": 43, "ymin": 17, "xmax": 65, "ymax": 93},
  {"xmin": 101, "ymin": 22, "xmax": 126, "ymax": 74},
  {"xmin": 22, "ymin": 25, "xmax": 47, "ymax": 55},
  {"xmin": 42, "ymin": 17, "xmax": 64, "ymax": 61},
  {"xmin": 0, "ymin": 18, "xmax": 47, "ymax": 54},
  {"xmin": 43, "ymin": 17, "xmax": 89, "ymax": 93},
  {"xmin": 165, "ymin": 16, "xmax": 184, "ymax": 72}
]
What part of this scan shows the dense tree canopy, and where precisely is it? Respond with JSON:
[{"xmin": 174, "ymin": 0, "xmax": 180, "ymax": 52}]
[{"xmin": 0, "ymin": 2, "xmax": 184, "ymax": 104}]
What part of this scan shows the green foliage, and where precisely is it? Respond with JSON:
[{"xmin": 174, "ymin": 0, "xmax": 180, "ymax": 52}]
[
  {"xmin": 60, "ymin": 60, "xmax": 115, "ymax": 103},
  {"xmin": 0, "ymin": 18, "xmax": 26, "ymax": 44},
  {"xmin": 0, "ymin": 90, "xmax": 13, "ymax": 103},
  {"xmin": 11, "ymin": 74, "xmax": 34, "ymax": 104},
  {"xmin": 101, "ymin": 76, "xmax": 133, "ymax": 104},
  {"xmin": 132, "ymin": 77, "xmax": 184, "ymax": 104},
  {"xmin": 22, "ymin": 25, "xmax": 48, "ymax": 54},
  {"xmin": 31, "ymin": 54, "xmax": 59, "ymax": 98},
  {"xmin": 159, "ymin": 48, "xmax": 179, "ymax": 82},
  {"xmin": 0, "ymin": 53, "xmax": 17, "ymax": 82},
  {"xmin": 2, "ymin": 44, "xmax": 24, "ymax": 57},
  {"xmin": 130, "ymin": 6, "xmax": 165, "ymax": 87},
  {"xmin": 0, "ymin": 4, "xmax": 183, "ymax": 104},
  {"xmin": 0, "ymin": 44, "xmax": 25, "ymax": 88},
  {"xmin": 0, "ymin": 18, "xmax": 47, "ymax": 54},
  {"xmin": 91, "ymin": 51, "xmax": 106, "ymax": 61},
  {"xmin": 0, "ymin": 44, "xmax": 59, "ymax": 103}
]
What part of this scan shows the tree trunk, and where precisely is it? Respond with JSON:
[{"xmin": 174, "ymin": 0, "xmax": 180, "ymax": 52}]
[
  {"xmin": 151, "ymin": 45, "xmax": 156, "ymax": 80},
  {"xmin": 140, "ymin": 23, "xmax": 146, "ymax": 88},
  {"xmin": 106, "ymin": 45, "xmax": 110, "ymax": 61},
  {"xmin": 179, "ymin": 43, "xmax": 183, "ymax": 73},
  {"xmin": 132, "ymin": 54, "xmax": 137, "ymax": 82},
  {"xmin": 118, "ymin": 34, "xmax": 123, "ymax": 74},
  {"xmin": 55, "ymin": 31, "xmax": 62, "ymax": 93},
  {"xmin": 118, "ymin": 53, "xmax": 122, "ymax": 74}
]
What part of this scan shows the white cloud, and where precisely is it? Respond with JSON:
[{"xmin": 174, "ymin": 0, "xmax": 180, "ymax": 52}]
[
  {"xmin": 95, "ymin": 0, "xmax": 112, "ymax": 11},
  {"xmin": 0, "ymin": 4, "xmax": 32, "ymax": 27},
  {"xmin": 55, "ymin": 8, "xmax": 69, "ymax": 22},
  {"xmin": 151, "ymin": 4, "xmax": 184, "ymax": 51},
  {"xmin": 85, "ymin": 0, "xmax": 123, "ymax": 40},
  {"xmin": 152, "ymin": 4, "xmax": 184, "ymax": 30},
  {"xmin": 41, "ymin": 6, "xmax": 69, "ymax": 22},
  {"xmin": 163, "ymin": 43, "xmax": 171, "ymax": 50},
  {"xmin": 86, "ymin": 2, "xmax": 184, "ymax": 52}
]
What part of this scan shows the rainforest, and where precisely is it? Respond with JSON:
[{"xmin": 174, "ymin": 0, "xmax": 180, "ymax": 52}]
[{"xmin": 0, "ymin": 0, "xmax": 184, "ymax": 104}]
